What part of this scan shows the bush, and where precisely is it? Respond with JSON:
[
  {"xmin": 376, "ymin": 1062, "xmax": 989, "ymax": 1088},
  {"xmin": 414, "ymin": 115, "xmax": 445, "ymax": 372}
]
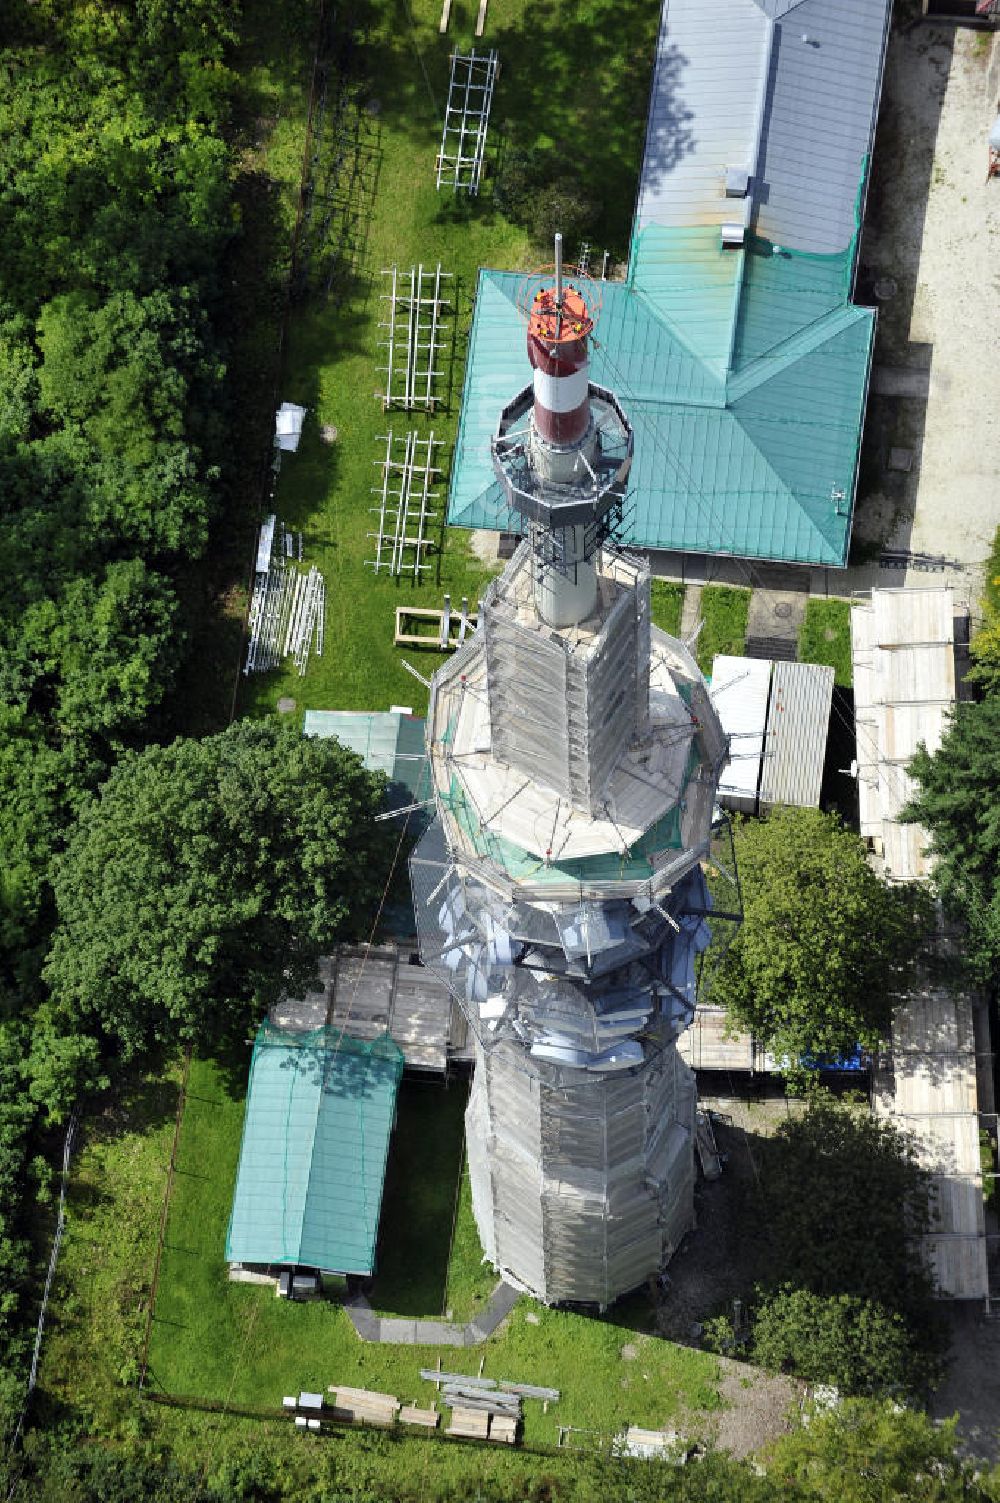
[{"xmin": 750, "ymin": 1286, "xmax": 926, "ymax": 1397}]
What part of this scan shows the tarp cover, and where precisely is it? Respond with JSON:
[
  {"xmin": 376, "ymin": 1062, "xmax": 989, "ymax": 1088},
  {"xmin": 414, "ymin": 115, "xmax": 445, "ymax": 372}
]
[{"xmin": 226, "ymin": 1024, "xmax": 404, "ymax": 1274}]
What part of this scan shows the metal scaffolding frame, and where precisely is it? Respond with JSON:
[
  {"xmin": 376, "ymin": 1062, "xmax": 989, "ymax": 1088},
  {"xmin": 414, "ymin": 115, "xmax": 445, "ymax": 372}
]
[
  {"xmin": 245, "ymin": 519, "xmax": 326, "ymax": 677},
  {"xmin": 368, "ymin": 430, "xmax": 442, "ymax": 576},
  {"xmin": 377, "ymin": 263, "xmax": 451, "ymax": 410},
  {"xmin": 435, "ymin": 49, "xmax": 498, "ymax": 194}
]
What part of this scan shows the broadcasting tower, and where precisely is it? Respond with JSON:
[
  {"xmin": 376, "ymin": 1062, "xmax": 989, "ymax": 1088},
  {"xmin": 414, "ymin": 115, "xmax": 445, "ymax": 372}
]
[{"xmin": 410, "ymin": 238, "xmax": 728, "ymax": 1306}]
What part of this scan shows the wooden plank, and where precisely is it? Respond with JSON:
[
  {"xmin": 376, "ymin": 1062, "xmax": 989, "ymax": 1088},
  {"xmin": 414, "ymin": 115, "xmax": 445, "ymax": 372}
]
[
  {"xmin": 438, "ymin": 0, "xmax": 451, "ymax": 31},
  {"xmin": 401, "ymin": 1404, "xmax": 440, "ymax": 1428},
  {"xmin": 474, "ymin": 0, "xmax": 488, "ymax": 35},
  {"xmin": 332, "ymin": 1386, "xmax": 400, "ymax": 1408},
  {"xmin": 447, "ymin": 1407, "xmax": 490, "ymax": 1439},
  {"xmin": 489, "ymin": 1415, "xmax": 517, "ymax": 1444}
]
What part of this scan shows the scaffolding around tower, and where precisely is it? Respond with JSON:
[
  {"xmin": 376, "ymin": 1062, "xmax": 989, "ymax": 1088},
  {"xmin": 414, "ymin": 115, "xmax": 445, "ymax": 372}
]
[{"xmin": 409, "ymin": 249, "xmax": 737, "ymax": 1307}]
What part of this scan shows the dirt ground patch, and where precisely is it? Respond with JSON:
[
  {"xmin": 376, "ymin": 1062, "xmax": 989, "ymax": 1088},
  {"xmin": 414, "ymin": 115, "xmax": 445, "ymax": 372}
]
[
  {"xmin": 855, "ymin": 24, "xmax": 1000, "ymax": 594},
  {"xmin": 652, "ymin": 1101, "xmax": 809, "ymax": 1457}
]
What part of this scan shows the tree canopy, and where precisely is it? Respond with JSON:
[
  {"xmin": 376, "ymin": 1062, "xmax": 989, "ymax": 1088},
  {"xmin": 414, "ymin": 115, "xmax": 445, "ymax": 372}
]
[
  {"xmin": 747, "ymin": 1286, "xmax": 926, "ymax": 1398},
  {"xmin": 904, "ymin": 694, "xmax": 1000, "ymax": 985},
  {"xmin": 713, "ymin": 808, "xmax": 929, "ymax": 1065},
  {"xmin": 742, "ymin": 1094, "xmax": 943, "ymax": 1392},
  {"xmin": 42, "ymin": 720, "xmax": 396, "ymax": 1077}
]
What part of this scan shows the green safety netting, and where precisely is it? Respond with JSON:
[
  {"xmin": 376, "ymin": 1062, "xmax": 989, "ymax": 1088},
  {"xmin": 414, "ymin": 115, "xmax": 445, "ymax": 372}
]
[
  {"xmin": 225, "ymin": 1023, "xmax": 404, "ymax": 1275},
  {"xmin": 448, "ymin": 163, "xmax": 873, "ymax": 569}
]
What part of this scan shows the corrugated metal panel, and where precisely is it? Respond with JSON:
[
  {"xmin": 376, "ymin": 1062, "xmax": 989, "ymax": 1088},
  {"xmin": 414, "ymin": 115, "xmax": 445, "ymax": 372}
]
[
  {"xmin": 759, "ymin": 660, "xmax": 833, "ymax": 808},
  {"xmin": 877, "ymin": 991, "xmax": 989, "ymax": 1299},
  {"xmin": 882, "ymin": 702, "xmax": 950, "ymax": 763},
  {"xmin": 755, "ymin": 0, "xmax": 891, "ymax": 256},
  {"xmin": 710, "ymin": 654, "xmax": 771, "ymax": 812},
  {"xmin": 877, "ymin": 645, "xmax": 955, "ymax": 706}
]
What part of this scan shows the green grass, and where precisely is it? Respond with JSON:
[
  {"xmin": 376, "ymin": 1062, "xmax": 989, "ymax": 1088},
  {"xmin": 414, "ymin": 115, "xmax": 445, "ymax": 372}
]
[
  {"xmin": 38, "ymin": 1057, "xmax": 722, "ymax": 1494},
  {"xmin": 649, "ymin": 580, "xmax": 685, "ymax": 638},
  {"xmin": 139, "ymin": 1058, "xmax": 719, "ymax": 1445},
  {"xmin": 444, "ymin": 1167, "xmax": 499, "ymax": 1322},
  {"xmin": 696, "ymin": 586, "xmax": 751, "ymax": 675},
  {"xmin": 231, "ymin": 0, "xmax": 662, "ymax": 725},
  {"xmin": 798, "ymin": 598, "xmax": 854, "ymax": 688},
  {"xmin": 38, "ymin": 1063, "xmax": 185, "ymax": 1427}
]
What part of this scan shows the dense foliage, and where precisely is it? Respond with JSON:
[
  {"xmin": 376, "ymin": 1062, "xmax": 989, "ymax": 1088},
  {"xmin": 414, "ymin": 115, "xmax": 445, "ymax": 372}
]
[
  {"xmin": 734, "ymin": 1096, "xmax": 944, "ymax": 1396},
  {"xmin": 904, "ymin": 694, "xmax": 1000, "ymax": 985},
  {"xmin": 0, "ymin": 0, "xmax": 240, "ymax": 1435},
  {"xmin": 747, "ymin": 1287, "xmax": 926, "ymax": 1398},
  {"xmin": 42, "ymin": 720, "xmax": 395, "ymax": 1082},
  {"xmin": 13, "ymin": 1403, "xmax": 1000, "ymax": 1503},
  {"xmin": 714, "ymin": 808, "xmax": 929, "ymax": 1065},
  {"xmin": 0, "ymin": 0, "xmax": 237, "ymax": 997}
]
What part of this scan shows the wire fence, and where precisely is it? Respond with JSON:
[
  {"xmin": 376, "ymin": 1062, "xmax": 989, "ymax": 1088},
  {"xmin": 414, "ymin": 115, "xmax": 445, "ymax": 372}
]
[
  {"xmin": 4, "ymin": 1110, "xmax": 80, "ymax": 1499},
  {"xmin": 138, "ymin": 1048, "xmax": 193, "ymax": 1391}
]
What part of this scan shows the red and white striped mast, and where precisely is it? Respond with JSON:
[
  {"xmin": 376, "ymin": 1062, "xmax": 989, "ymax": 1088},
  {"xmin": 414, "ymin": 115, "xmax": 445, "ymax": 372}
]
[{"xmin": 492, "ymin": 233, "xmax": 632, "ymax": 630}]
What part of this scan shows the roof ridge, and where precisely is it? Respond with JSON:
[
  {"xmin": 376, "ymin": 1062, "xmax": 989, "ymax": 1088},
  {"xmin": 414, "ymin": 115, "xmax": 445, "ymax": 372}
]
[
  {"xmin": 725, "ymin": 302, "xmax": 867, "ymax": 403},
  {"xmin": 727, "ymin": 414, "xmax": 844, "ymax": 563}
]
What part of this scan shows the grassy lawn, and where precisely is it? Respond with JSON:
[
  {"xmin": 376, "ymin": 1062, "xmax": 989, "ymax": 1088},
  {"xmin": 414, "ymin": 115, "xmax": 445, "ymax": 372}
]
[
  {"xmin": 134, "ymin": 1056, "xmax": 720, "ymax": 1451},
  {"xmin": 232, "ymin": 0, "xmax": 662, "ymax": 725},
  {"xmin": 649, "ymin": 580, "xmax": 686, "ymax": 638},
  {"xmin": 798, "ymin": 598, "xmax": 854, "ymax": 687},
  {"xmin": 37, "ymin": 1064, "xmax": 184, "ymax": 1428},
  {"xmin": 696, "ymin": 586, "xmax": 751, "ymax": 675}
]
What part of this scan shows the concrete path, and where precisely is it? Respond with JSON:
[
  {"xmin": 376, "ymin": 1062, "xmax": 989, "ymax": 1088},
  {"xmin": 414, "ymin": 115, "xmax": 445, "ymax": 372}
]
[
  {"xmin": 745, "ymin": 588, "xmax": 806, "ymax": 656},
  {"xmin": 678, "ymin": 583, "xmax": 703, "ymax": 641},
  {"xmin": 344, "ymin": 1280, "xmax": 520, "ymax": 1346}
]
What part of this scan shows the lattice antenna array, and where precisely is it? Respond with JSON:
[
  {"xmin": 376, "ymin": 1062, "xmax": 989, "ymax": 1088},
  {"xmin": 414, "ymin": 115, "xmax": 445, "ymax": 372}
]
[
  {"xmin": 436, "ymin": 49, "xmax": 499, "ymax": 194},
  {"xmin": 377, "ymin": 263, "xmax": 452, "ymax": 411},
  {"xmin": 367, "ymin": 430, "xmax": 442, "ymax": 577}
]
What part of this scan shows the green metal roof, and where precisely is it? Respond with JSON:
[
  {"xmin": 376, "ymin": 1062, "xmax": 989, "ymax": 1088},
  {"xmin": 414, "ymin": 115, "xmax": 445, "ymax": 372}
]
[
  {"xmin": 304, "ymin": 710, "xmax": 430, "ymax": 807},
  {"xmin": 226, "ymin": 1024, "xmax": 404, "ymax": 1275},
  {"xmin": 448, "ymin": 227, "xmax": 874, "ymax": 568}
]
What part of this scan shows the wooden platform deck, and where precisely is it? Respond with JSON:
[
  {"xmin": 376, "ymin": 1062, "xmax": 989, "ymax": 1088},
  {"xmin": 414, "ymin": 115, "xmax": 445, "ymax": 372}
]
[{"xmin": 273, "ymin": 942, "xmax": 457, "ymax": 1073}]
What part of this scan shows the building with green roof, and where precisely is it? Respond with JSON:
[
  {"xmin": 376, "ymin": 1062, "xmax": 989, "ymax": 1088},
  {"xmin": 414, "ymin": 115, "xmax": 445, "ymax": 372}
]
[
  {"xmin": 447, "ymin": 0, "xmax": 891, "ymax": 568},
  {"xmin": 226, "ymin": 1024, "xmax": 404, "ymax": 1275}
]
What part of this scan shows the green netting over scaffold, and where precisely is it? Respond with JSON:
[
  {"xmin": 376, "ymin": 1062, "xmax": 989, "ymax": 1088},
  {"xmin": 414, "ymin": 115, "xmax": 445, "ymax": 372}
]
[{"xmin": 225, "ymin": 1023, "xmax": 404, "ymax": 1274}]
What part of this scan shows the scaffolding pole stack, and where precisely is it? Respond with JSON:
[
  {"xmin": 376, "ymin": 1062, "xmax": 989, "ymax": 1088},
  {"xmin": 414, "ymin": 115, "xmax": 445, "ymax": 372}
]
[
  {"xmin": 377, "ymin": 263, "xmax": 452, "ymax": 410},
  {"xmin": 244, "ymin": 519, "xmax": 326, "ymax": 677},
  {"xmin": 435, "ymin": 50, "xmax": 499, "ymax": 194},
  {"xmin": 368, "ymin": 430, "xmax": 442, "ymax": 577}
]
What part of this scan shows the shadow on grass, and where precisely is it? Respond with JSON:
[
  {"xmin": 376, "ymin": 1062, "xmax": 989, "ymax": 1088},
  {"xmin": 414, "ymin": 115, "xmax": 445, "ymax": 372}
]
[{"xmin": 369, "ymin": 1076, "xmax": 468, "ymax": 1316}]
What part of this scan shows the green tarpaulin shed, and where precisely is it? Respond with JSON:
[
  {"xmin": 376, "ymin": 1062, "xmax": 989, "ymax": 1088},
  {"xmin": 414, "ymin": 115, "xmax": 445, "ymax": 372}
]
[
  {"xmin": 226, "ymin": 1023, "xmax": 404, "ymax": 1274},
  {"xmin": 303, "ymin": 709, "xmax": 429, "ymax": 808}
]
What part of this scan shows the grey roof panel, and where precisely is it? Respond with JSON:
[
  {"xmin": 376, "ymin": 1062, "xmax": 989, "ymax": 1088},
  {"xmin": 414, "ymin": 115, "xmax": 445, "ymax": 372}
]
[
  {"xmin": 758, "ymin": 660, "xmax": 834, "ymax": 808},
  {"xmin": 635, "ymin": 0, "xmax": 769, "ymax": 235},
  {"xmin": 754, "ymin": 0, "xmax": 891, "ymax": 253}
]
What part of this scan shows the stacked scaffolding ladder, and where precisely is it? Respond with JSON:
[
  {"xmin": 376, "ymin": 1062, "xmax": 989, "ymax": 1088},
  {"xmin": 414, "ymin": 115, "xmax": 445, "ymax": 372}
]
[
  {"xmin": 435, "ymin": 50, "xmax": 499, "ymax": 194},
  {"xmin": 368, "ymin": 430, "xmax": 442, "ymax": 577},
  {"xmin": 377, "ymin": 263, "xmax": 452, "ymax": 410}
]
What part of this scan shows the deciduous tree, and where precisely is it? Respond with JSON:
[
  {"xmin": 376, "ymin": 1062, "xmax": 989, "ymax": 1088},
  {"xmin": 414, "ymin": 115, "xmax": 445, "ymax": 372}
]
[
  {"xmin": 714, "ymin": 808, "xmax": 928, "ymax": 1064},
  {"xmin": 904, "ymin": 695, "xmax": 1000, "ymax": 985},
  {"xmin": 43, "ymin": 720, "xmax": 396, "ymax": 1066}
]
